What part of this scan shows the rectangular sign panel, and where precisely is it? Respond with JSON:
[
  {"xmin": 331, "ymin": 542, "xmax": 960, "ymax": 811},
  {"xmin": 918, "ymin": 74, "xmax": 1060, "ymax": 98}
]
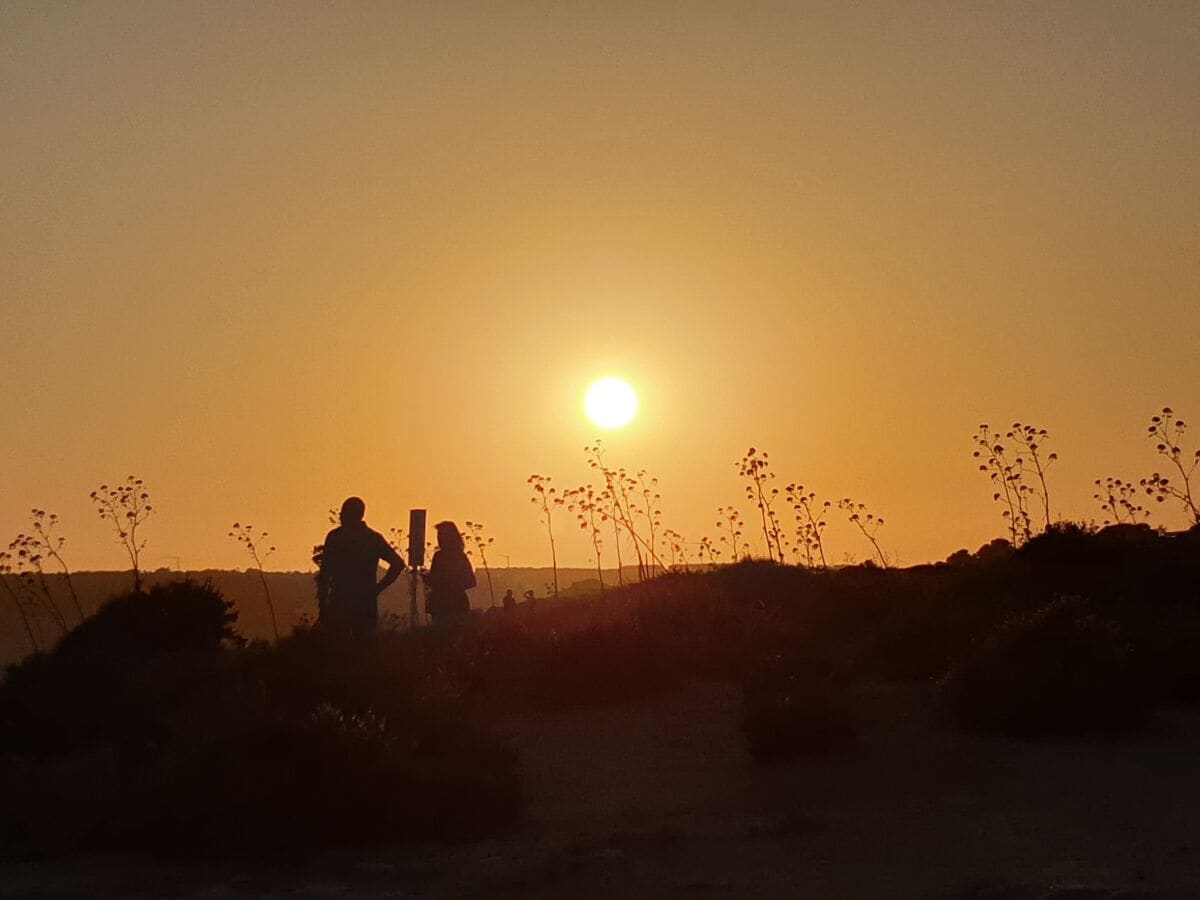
[{"xmin": 407, "ymin": 508, "xmax": 427, "ymax": 569}]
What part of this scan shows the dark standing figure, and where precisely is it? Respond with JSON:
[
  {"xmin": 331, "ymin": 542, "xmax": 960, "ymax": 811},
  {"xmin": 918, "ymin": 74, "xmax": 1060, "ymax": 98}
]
[
  {"xmin": 316, "ymin": 497, "xmax": 405, "ymax": 637},
  {"xmin": 502, "ymin": 588, "xmax": 516, "ymax": 613},
  {"xmin": 423, "ymin": 521, "xmax": 476, "ymax": 626}
]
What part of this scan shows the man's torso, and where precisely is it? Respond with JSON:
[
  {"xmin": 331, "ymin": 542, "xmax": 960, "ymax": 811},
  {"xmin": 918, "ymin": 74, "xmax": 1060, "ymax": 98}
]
[{"xmin": 323, "ymin": 523, "xmax": 387, "ymax": 603}]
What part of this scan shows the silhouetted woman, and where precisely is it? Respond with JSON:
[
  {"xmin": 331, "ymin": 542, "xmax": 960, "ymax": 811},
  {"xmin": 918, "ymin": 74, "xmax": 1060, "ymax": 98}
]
[{"xmin": 423, "ymin": 521, "xmax": 476, "ymax": 626}]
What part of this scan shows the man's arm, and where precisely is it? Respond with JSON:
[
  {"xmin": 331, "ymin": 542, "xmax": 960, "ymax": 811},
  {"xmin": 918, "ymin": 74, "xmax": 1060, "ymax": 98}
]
[{"xmin": 375, "ymin": 539, "xmax": 406, "ymax": 596}]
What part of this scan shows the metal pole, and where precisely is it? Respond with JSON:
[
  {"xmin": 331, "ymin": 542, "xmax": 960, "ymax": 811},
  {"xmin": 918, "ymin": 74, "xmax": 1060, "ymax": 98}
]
[
  {"xmin": 409, "ymin": 568, "xmax": 419, "ymax": 631},
  {"xmin": 407, "ymin": 508, "xmax": 427, "ymax": 629}
]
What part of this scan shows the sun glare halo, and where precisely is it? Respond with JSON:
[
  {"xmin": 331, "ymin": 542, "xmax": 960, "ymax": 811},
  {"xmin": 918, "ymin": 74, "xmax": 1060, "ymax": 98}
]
[{"xmin": 585, "ymin": 377, "xmax": 638, "ymax": 429}]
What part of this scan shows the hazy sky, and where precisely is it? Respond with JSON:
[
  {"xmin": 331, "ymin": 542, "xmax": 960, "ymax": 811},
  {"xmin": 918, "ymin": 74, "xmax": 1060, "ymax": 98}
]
[{"xmin": 2, "ymin": 1, "xmax": 1197, "ymax": 573}]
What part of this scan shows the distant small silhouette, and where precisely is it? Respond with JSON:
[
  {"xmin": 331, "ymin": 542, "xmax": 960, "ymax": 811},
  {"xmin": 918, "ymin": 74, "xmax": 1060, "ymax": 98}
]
[
  {"xmin": 422, "ymin": 521, "xmax": 476, "ymax": 626},
  {"xmin": 316, "ymin": 497, "xmax": 405, "ymax": 637},
  {"xmin": 502, "ymin": 588, "xmax": 516, "ymax": 613}
]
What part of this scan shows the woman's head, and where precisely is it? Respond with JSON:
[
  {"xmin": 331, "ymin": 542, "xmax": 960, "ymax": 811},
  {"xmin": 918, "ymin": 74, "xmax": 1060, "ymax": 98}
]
[{"xmin": 435, "ymin": 520, "xmax": 464, "ymax": 552}]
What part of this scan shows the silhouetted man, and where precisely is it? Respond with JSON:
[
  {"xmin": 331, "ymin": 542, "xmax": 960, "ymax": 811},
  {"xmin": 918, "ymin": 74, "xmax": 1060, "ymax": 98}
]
[{"xmin": 316, "ymin": 497, "xmax": 404, "ymax": 637}]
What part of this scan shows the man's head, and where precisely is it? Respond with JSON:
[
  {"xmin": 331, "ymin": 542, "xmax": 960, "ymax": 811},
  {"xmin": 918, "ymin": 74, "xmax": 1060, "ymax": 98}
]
[{"xmin": 340, "ymin": 496, "xmax": 366, "ymax": 525}]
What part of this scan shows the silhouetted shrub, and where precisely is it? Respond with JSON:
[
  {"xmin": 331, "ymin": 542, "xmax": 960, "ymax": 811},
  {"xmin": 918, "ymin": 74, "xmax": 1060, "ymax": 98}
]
[
  {"xmin": 1117, "ymin": 603, "xmax": 1200, "ymax": 706},
  {"xmin": 1018, "ymin": 521, "xmax": 1100, "ymax": 567},
  {"xmin": 107, "ymin": 692, "xmax": 519, "ymax": 851},
  {"xmin": 741, "ymin": 655, "xmax": 856, "ymax": 759},
  {"xmin": 940, "ymin": 597, "xmax": 1149, "ymax": 736},
  {"xmin": 0, "ymin": 579, "xmax": 238, "ymax": 755},
  {"xmin": 1096, "ymin": 521, "xmax": 1160, "ymax": 548},
  {"xmin": 46, "ymin": 577, "xmax": 236, "ymax": 664},
  {"xmin": 0, "ymin": 622, "xmax": 522, "ymax": 855},
  {"xmin": 945, "ymin": 548, "xmax": 974, "ymax": 567},
  {"xmin": 511, "ymin": 623, "xmax": 677, "ymax": 711},
  {"xmin": 712, "ymin": 558, "xmax": 804, "ymax": 606},
  {"xmin": 974, "ymin": 538, "xmax": 1015, "ymax": 564}
]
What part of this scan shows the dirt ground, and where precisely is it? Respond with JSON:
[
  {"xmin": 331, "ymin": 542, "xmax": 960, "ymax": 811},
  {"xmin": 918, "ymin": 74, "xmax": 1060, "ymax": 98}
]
[{"xmin": 4, "ymin": 681, "xmax": 1200, "ymax": 899}]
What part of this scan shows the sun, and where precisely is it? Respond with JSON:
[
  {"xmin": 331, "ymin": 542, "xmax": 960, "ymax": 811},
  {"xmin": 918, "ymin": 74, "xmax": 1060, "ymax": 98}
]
[{"xmin": 584, "ymin": 377, "xmax": 638, "ymax": 429}]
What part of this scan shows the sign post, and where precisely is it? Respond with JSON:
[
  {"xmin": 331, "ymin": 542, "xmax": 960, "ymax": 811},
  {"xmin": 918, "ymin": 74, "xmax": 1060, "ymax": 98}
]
[{"xmin": 407, "ymin": 508, "xmax": 426, "ymax": 629}]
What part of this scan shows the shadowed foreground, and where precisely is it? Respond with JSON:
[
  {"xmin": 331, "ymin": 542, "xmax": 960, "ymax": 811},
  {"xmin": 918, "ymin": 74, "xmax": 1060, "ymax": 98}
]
[
  {"xmin": 4, "ymin": 679, "xmax": 1200, "ymax": 898},
  {"xmin": 4, "ymin": 527, "xmax": 1200, "ymax": 897}
]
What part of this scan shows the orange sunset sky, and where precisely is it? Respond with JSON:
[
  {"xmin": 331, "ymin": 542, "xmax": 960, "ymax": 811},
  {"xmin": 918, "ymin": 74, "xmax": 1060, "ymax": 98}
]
[{"xmin": 2, "ymin": 2, "xmax": 1197, "ymax": 573}]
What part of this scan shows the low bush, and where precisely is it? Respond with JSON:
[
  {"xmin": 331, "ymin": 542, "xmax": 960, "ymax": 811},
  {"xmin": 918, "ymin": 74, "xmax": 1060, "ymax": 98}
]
[
  {"xmin": 498, "ymin": 623, "xmax": 678, "ymax": 712},
  {"xmin": 940, "ymin": 596, "xmax": 1150, "ymax": 736},
  {"xmin": 1117, "ymin": 603, "xmax": 1200, "ymax": 706},
  {"xmin": 0, "ymin": 579, "xmax": 238, "ymax": 756},
  {"xmin": 105, "ymin": 692, "xmax": 519, "ymax": 852},
  {"xmin": 0, "ymin": 587, "xmax": 522, "ymax": 856},
  {"xmin": 741, "ymin": 654, "xmax": 856, "ymax": 759},
  {"xmin": 1, "ymin": 689, "xmax": 520, "ymax": 855}
]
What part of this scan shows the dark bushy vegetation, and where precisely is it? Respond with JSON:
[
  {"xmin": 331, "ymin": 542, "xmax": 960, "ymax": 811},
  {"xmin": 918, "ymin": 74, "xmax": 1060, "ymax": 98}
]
[
  {"xmin": 487, "ymin": 622, "xmax": 678, "ymax": 711},
  {"xmin": 4, "ymin": 524, "xmax": 1200, "ymax": 855},
  {"xmin": 0, "ymin": 581, "xmax": 520, "ymax": 856},
  {"xmin": 940, "ymin": 596, "xmax": 1149, "ymax": 736},
  {"xmin": 741, "ymin": 655, "xmax": 856, "ymax": 759},
  {"xmin": 0, "ymin": 579, "xmax": 239, "ymax": 756},
  {"xmin": 111, "ymin": 678, "xmax": 519, "ymax": 851}
]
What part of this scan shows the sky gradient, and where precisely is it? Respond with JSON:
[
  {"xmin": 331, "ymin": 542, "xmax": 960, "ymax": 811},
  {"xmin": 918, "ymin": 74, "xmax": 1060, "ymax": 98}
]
[{"xmin": 2, "ymin": 1, "xmax": 1198, "ymax": 572}]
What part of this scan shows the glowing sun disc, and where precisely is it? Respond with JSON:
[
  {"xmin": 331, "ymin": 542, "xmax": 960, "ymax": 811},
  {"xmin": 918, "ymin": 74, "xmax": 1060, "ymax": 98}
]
[{"xmin": 585, "ymin": 377, "xmax": 638, "ymax": 429}]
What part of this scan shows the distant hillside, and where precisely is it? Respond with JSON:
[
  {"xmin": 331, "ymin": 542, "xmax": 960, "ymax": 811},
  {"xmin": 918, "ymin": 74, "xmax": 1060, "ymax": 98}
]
[{"xmin": 0, "ymin": 565, "xmax": 647, "ymax": 667}]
